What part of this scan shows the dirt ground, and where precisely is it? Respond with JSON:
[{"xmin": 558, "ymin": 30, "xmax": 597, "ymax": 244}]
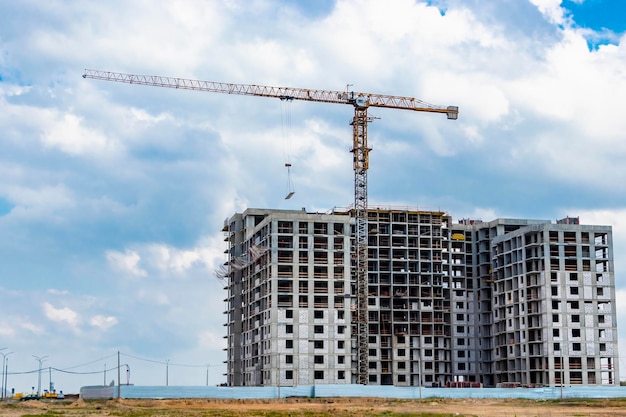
[{"xmin": 2, "ymin": 397, "xmax": 626, "ymax": 417}]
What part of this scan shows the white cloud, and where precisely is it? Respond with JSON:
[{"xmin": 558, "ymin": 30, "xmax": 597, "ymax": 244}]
[
  {"xmin": 0, "ymin": 84, "xmax": 32, "ymax": 97},
  {"xmin": 42, "ymin": 302, "xmax": 80, "ymax": 329},
  {"xmin": 198, "ymin": 329, "xmax": 227, "ymax": 351},
  {"xmin": 47, "ymin": 289, "xmax": 70, "ymax": 296},
  {"xmin": 466, "ymin": 208, "xmax": 499, "ymax": 222},
  {"xmin": 529, "ymin": 0, "xmax": 568, "ymax": 25},
  {"xmin": 5, "ymin": 184, "xmax": 75, "ymax": 219},
  {"xmin": 19, "ymin": 320, "xmax": 44, "ymax": 335},
  {"xmin": 137, "ymin": 288, "xmax": 170, "ymax": 306},
  {"xmin": 572, "ymin": 208, "xmax": 626, "ymax": 231},
  {"xmin": 462, "ymin": 125, "xmax": 483, "ymax": 145},
  {"xmin": 569, "ymin": 208, "xmax": 626, "ymax": 276},
  {"xmin": 90, "ymin": 315, "xmax": 118, "ymax": 330},
  {"xmin": 106, "ymin": 249, "xmax": 147, "ymax": 278},
  {"xmin": 147, "ymin": 244, "xmax": 203, "ymax": 275},
  {"xmin": 0, "ymin": 322, "xmax": 15, "ymax": 337},
  {"xmin": 105, "ymin": 234, "xmax": 230, "ymax": 281},
  {"xmin": 42, "ymin": 113, "xmax": 119, "ymax": 155}
]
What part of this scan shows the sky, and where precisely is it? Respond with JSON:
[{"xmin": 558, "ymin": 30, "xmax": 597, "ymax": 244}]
[{"xmin": 1, "ymin": 0, "xmax": 625, "ymax": 394}]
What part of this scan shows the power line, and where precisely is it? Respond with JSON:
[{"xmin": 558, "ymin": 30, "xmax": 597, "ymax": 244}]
[
  {"xmin": 5, "ymin": 352, "xmax": 226, "ymax": 376},
  {"xmin": 57, "ymin": 353, "xmax": 118, "ymax": 371},
  {"xmin": 50, "ymin": 365, "xmax": 127, "ymax": 375},
  {"xmin": 6, "ymin": 369, "xmax": 40, "ymax": 375},
  {"xmin": 120, "ymin": 352, "xmax": 223, "ymax": 368}
]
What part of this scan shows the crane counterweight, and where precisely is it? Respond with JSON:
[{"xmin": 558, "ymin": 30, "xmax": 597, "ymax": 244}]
[{"xmin": 447, "ymin": 106, "xmax": 459, "ymax": 120}]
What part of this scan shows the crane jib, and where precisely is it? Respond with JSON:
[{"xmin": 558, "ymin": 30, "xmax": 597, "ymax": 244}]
[{"xmin": 82, "ymin": 69, "xmax": 458, "ymax": 115}]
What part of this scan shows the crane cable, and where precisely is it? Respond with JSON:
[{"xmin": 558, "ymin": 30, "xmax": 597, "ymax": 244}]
[{"xmin": 281, "ymin": 96, "xmax": 295, "ymax": 199}]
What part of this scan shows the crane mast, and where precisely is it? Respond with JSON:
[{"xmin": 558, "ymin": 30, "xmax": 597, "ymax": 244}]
[
  {"xmin": 83, "ymin": 69, "xmax": 458, "ymax": 385},
  {"xmin": 351, "ymin": 107, "xmax": 371, "ymax": 383}
]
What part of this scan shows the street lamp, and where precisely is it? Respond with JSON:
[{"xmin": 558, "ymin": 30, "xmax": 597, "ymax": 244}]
[
  {"xmin": 0, "ymin": 348, "xmax": 6, "ymax": 399},
  {"xmin": 1, "ymin": 350, "xmax": 13, "ymax": 400},
  {"xmin": 32, "ymin": 355, "xmax": 48, "ymax": 396}
]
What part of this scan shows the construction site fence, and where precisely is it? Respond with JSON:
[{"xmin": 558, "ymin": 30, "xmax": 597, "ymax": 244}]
[{"xmin": 80, "ymin": 384, "xmax": 626, "ymax": 400}]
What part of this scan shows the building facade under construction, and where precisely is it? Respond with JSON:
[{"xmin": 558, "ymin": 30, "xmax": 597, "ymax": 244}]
[{"xmin": 219, "ymin": 208, "xmax": 619, "ymax": 387}]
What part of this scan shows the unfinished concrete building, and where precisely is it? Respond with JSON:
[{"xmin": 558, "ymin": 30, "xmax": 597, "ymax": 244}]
[
  {"xmin": 220, "ymin": 209, "xmax": 619, "ymax": 387},
  {"xmin": 220, "ymin": 209, "xmax": 353, "ymax": 386},
  {"xmin": 480, "ymin": 218, "xmax": 617, "ymax": 387}
]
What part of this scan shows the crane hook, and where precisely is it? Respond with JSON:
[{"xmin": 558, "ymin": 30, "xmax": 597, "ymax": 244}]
[{"xmin": 285, "ymin": 163, "xmax": 295, "ymax": 200}]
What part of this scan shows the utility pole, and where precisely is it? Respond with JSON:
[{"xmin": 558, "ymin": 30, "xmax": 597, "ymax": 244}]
[
  {"xmin": 3, "ymin": 354, "xmax": 11, "ymax": 399},
  {"xmin": 0, "ymin": 348, "xmax": 5, "ymax": 400},
  {"xmin": 165, "ymin": 359, "xmax": 169, "ymax": 386},
  {"xmin": 117, "ymin": 351, "xmax": 121, "ymax": 399},
  {"xmin": 0, "ymin": 349, "xmax": 11, "ymax": 399},
  {"xmin": 32, "ymin": 355, "xmax": 48, "ymax": 396}
]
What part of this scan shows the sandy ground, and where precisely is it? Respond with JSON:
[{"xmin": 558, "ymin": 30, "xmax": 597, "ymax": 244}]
[{"xmin": 2, "ymin": 397, "xmax": 626, "ymax": 417}]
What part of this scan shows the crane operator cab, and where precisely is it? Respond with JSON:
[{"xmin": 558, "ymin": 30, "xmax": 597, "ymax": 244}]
[{"xmin": 354, "ymin": 96, "xmax": 368, "ymax": 108}]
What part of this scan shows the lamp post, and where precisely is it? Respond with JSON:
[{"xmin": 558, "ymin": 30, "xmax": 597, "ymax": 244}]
[
  {"xmin": 4, "ymin": 354, "xmax": 11, "ymax": 400},
  {"xmin": 0, "ymin": 348, "xmax": 6, "ymax": 400},
  {"xmin": 32, "ymin": 355, "xmax": 48, "ymax": 396},
  {"xmin": 1, "ymin": 350, "xmax": 13, "ymax": 400}
]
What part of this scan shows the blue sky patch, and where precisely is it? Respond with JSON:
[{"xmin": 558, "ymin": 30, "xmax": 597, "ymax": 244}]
[
  {"xmin": 282, "ymin": 0, "xmax": 335, "ymax": 18},
  {"xmin": 563, "ymin": 0, "xmax": 626, "ymax": 33},
  {"xmin": 563, "ymin": 0, "xmax": 626, "ymax": 49},
  {"xmin": 0, "ymin": 197, "xmax": 14, "ymax": 216}
]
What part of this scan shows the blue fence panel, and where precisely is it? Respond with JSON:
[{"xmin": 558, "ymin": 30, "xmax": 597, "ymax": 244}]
[{"xmin": 84, "ymin": 384, "xmax": 626, "ymax": 400}]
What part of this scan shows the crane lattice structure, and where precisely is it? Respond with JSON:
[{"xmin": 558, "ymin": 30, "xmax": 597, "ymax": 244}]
[{"xmin": 83, "ymin": 69, "xmax": 458, "ymax": 385}]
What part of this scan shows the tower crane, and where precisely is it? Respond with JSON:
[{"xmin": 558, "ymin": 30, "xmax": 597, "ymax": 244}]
[{"xmin": 82, "ymin": 69, "xmax": 458, "ymax": 385}]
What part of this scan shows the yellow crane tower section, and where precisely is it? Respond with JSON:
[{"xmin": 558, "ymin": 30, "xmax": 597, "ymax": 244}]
[{"xmin": 82, "ymin": 69, "xmax": 458, "ymax": 385}]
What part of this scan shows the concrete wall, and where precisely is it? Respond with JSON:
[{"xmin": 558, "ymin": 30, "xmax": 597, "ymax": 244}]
[{"xmin": 79, "ymin": 385, "xmax": 116, "ymax": 399}]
